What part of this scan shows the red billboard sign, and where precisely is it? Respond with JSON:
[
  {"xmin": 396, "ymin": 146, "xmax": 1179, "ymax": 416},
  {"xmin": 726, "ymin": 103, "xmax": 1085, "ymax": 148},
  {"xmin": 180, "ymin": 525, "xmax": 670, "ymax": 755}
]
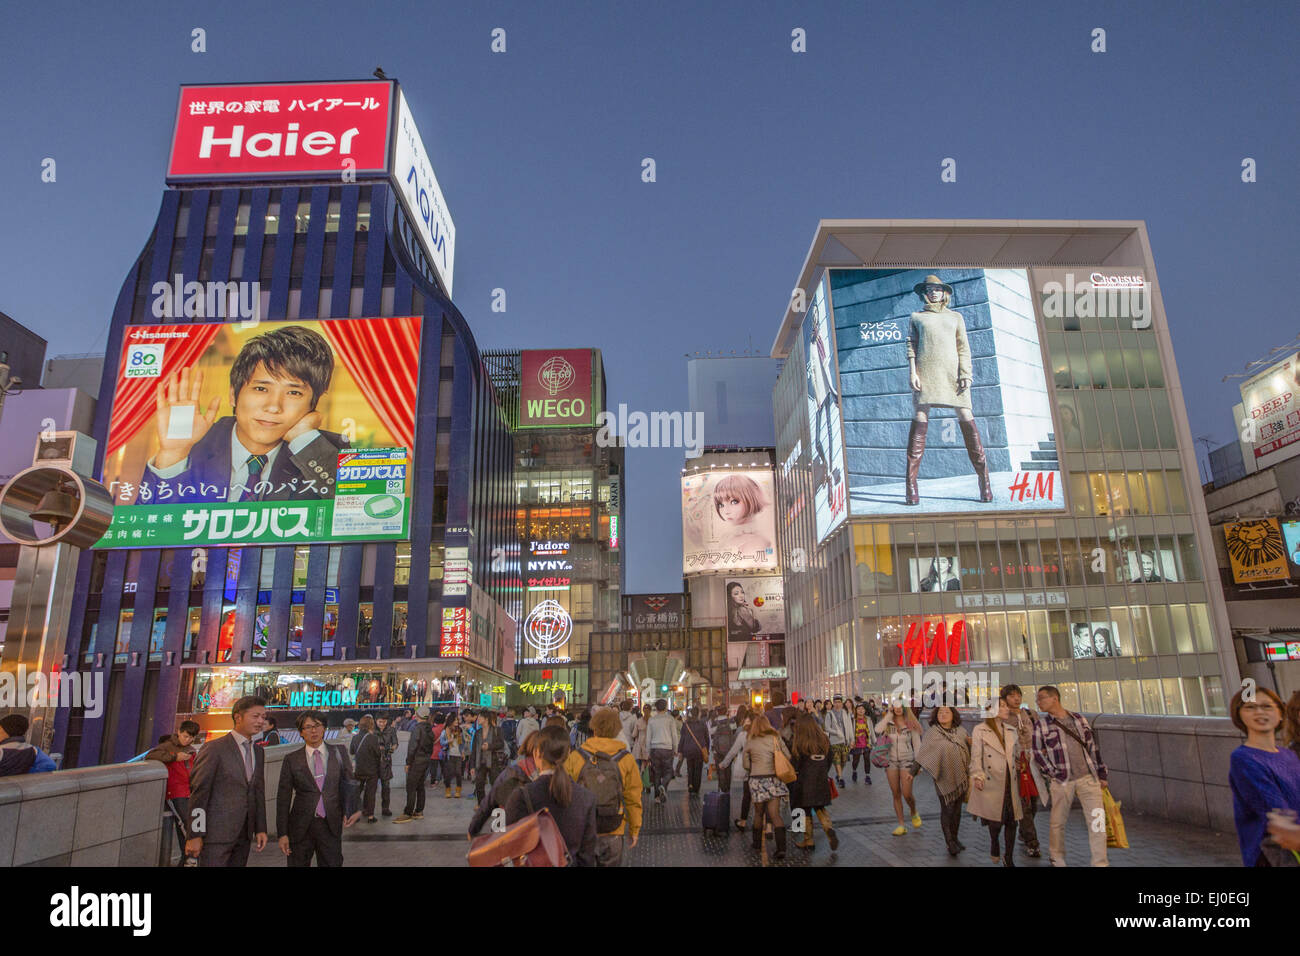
[
  {"xmin": 519, "ymin": 349, "xmax": 594, "ymax": 428},
  {"xmin": 167, "ymin": 81, "xmax": 394, "ymax": 182}
]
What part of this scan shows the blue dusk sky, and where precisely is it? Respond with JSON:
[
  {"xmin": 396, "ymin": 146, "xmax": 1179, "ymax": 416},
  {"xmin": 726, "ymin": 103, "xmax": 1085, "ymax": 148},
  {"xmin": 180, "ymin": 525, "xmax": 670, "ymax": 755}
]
[{"xmin": 0, "ymin": 1, "xmax": 1296, "ymax": 591}]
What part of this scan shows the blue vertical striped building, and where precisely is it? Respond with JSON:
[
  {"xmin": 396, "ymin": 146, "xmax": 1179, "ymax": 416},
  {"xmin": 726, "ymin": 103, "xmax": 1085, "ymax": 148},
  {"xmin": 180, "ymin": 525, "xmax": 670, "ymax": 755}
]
[{"xmin": 54, "ymin": 180, "xmax": 516, "ymax": 765}]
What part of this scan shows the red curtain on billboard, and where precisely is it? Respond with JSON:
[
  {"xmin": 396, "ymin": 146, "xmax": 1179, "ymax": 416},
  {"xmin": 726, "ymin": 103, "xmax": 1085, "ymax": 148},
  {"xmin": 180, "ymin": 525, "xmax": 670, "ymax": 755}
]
[
  {"xmin": 320, "ymin": 317, "xmax": 421, "ymax": 453},
  {"xmin": 106, "ymin": 325, "xmax": 222, "ymax": 460}
]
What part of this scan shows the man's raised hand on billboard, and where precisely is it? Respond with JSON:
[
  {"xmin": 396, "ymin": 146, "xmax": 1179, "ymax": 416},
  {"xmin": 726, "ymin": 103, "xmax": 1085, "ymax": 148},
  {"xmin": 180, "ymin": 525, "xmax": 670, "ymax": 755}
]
[
  {"xmin": 283, "ymin": 409, "xmax": 323, "ymax": 444},
  {"xmin": 154, "ymin": 367, "xmax": 220, "ymax": 469}
]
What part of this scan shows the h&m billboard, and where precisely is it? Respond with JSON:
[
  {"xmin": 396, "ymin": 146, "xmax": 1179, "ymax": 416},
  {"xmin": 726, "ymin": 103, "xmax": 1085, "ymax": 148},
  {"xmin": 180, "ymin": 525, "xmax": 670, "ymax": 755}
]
[{"xmin": 824, "ymin": 268, "xmax": 1065, "ymax": 518}]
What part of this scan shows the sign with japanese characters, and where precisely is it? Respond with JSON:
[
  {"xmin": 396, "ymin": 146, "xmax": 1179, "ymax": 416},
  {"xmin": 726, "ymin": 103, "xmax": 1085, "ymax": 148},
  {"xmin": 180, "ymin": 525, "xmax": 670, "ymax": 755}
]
[
  {"xmin": 623, "ymin": 593, "xmax": 685, "ymax": 631},
  {"xmin": 95, "ymin": 317, "xmax": 421, "ymax": 548},
  {"xmin": 1239, "ymin": 352, "xmax": 1300, "ymax": 470},
  {"xmin": 167, "ymin": 81, "xmax": 393, "ymax": 182}
]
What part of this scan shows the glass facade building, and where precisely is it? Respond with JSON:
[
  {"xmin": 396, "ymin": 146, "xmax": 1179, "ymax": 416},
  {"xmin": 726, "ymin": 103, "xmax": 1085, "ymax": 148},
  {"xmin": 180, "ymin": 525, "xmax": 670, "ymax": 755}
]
[
  {"xmin": 770, "ymin": 221, "xmax": 1236, "ymax": 716},
  {"xmin": 483, "ymin": 349, "xmax": 624, "ymax": 710},
  {"xmin": 56, "ymin": 172, "xmax": 516, "ymax": 765}
]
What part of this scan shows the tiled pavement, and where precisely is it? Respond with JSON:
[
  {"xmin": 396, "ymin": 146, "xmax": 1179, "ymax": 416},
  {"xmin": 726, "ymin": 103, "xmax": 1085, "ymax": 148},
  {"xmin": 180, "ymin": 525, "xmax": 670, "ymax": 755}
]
[{"xmin": 249, "ymin": 764, "xmax": 1241, "ymax": 867}]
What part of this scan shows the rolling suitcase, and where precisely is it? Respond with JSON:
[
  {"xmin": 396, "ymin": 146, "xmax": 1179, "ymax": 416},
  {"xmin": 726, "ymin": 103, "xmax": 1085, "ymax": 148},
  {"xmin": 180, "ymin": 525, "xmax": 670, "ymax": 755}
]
[{"xmin": 702, "ymin": 789, "xmax": 730, "ymax": 835}]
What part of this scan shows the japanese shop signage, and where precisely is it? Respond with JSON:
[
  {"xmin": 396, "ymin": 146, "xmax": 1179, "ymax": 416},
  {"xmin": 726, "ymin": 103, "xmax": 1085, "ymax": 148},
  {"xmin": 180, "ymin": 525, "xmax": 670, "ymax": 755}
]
[
  {"xmin": 167, "ymin": 81, "xmax": 393, "ymax": 182},
  {"xmin": 391, "ymin": 90, "xmax": 456, "ymax": 296},
  {"xmin": 736, "ymin": 666, "xmax": 787, "ymax": 681},
  {"xmin": 1239, "ymin": 352, "xmax": 1300, "ymax": 470},
  {"xmin": 526, "ymin": 539, "xmax": 572, "ymax": 590},
  {"xmin": 95, "ymin": 317, "xmax": 419, "ymax": 549},
  {"xmin": 440, "ymin": 606, "xmax": 469, "ymax": 658},
  {"xmin": 1224, "ymin": 519, "xmax": 1291, "ymax": 584},
  {"xmin": 518, "ymin": 350, "xmax": 595, "ymax": 428}
]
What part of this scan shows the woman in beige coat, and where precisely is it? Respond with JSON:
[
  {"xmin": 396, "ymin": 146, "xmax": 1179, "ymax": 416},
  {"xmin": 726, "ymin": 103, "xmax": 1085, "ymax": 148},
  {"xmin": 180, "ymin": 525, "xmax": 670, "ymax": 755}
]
[
  {"xmin": 969, "ymin": 697, "xmax": 1024, "ymax": 866},
  {"xmin": 742, "ymin": 713, "xmax": 794, "ymax": 863},
  {"xmin": 904, "ymin": 274, "xmax": 993, "ymax": 506}
]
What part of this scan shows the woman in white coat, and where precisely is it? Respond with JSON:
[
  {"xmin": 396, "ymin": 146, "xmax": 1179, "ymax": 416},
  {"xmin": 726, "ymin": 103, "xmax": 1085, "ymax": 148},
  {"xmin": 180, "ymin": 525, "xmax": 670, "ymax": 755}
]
[{"xmin": 968, "ymin": 697, "xmax": 1024, "ymax": 866}]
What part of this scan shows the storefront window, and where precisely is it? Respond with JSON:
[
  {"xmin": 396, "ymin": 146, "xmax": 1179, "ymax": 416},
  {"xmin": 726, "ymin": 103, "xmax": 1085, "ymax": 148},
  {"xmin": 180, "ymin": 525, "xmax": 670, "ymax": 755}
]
[
  {"xmin": 1183, "ymin": 677, "xmax": 1206, "ymax": 715},
  {"xmin": 1078, "ymin": 681, "xmax": 1101, "ymax": 713},
  {"xmin": 1141, "ymin": 678, "xmax": 1165, "ymax": 714},
  {"xmin": 1204, "ymin": 676, "xmax": 1226, "ymax": 716},
  {"xmin": 149, "ymin": 609, "xmax": 167, "ymax": 662},
  {"xmin": 323, "ymin": 602, "xmax": 340, "ymax": 657},
  {"xmin": 357, "ymin": 603, "xmax": 374, "ymax": 646},
  {"xmin": 1028, "ymin": 610, "xmax": 1052, "ymax": 660},
  {"xmin": 253, "ymin": 605, "xmax": 272, "ymax": 659},
  {"xmin": 1119, "ymin": 679, "xmax": 1145, "ymax": 713},
  {"xmin": 1098, "ymin": 681, "xmax": 1121, "ymax": 714},
  {"xmin": 288, "ymin": 606, "xmax": 304, "ymax": 659},
  {"xmin": 1177, "ymin": 534, "xmax": 1202, "ymax": 581},
  {"xmin": 395, "ymin": 542, "xmax": 411, "ymax": 585},
  {"xmin": 1189, "ymin": 603, "xmax": 1215, "ymax": 653},
  {"xmin": 1169, "ymin": 604, "xmax": 1194, "ymax": 654},
  {"xmin": 391, "ymin": 603, "xmax": 408, "ymax": 648},
  {"xmin": 293, "ymin": 547, "xmax": 310, "ymax": 589},
  {"xmin": 185, "ymin": 608, "xmax": 201, "ymax": 662},
  {"xmin": 1149, "ymin": 605, "xmax": 1175, "ymax": 655},
  {"xmin": 114, "ymin": 609, "xmax": 133, "ymax": 664},
  {"xmin": 1161, "ymin": 677, "xmax": 1185, "ymax": 715}
]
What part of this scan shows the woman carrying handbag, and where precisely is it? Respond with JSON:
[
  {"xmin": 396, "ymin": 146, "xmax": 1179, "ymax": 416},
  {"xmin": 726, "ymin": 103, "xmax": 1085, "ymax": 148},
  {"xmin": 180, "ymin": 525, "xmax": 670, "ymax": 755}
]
[{"xmin": 742, "ymin": 713, "xmax": 794, "ymax": 863}]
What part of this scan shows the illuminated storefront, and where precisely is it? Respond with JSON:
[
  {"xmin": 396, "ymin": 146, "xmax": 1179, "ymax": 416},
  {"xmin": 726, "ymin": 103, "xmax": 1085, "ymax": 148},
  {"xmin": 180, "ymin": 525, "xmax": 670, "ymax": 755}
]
[
  {"xmin": 771, "ymin": 222, "xmax": 1236, "ymax": 715},
  {"xmin": 483, "ymin": 350, "xmax": 626, "ymax": 707},
  {"xmin": 179, "ymin": 659, "xmax": 512, "ymax": 735}
]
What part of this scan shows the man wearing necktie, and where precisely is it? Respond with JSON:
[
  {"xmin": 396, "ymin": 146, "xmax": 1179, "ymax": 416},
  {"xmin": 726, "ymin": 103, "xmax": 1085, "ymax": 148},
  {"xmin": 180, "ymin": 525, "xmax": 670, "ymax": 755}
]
[
  {"xmin": 187, "ymin": 696, "xmax": 269, "ymax": 866},
  {"xmin": 140, "ymin": 325, "xmax": 349, "ymax": 504},
  {"xmin": 277, "ymin": 710, "xmax": 361, "ymax": 867}
]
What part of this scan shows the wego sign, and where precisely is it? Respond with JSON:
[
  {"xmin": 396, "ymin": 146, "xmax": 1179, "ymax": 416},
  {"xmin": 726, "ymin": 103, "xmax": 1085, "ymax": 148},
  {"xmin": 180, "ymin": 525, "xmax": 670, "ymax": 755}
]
[
  {"xmin": 167, "ymin": 81, "xmax": 393, "ymax": 181},
  {"xmin": 519, "ymin": 350, "xmax": 594, "ymax": 428}
]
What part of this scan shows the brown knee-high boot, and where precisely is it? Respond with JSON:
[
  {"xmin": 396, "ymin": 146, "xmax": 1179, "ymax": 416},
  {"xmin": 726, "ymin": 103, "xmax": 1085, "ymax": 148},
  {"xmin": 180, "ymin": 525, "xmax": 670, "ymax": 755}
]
[
  {"xmin": 959, "ymin": 419, "xmax": 994, "ymax": 502},
  {"xmin": 905, "ymin": 420, "xmax": 928, "ymax": 506}
]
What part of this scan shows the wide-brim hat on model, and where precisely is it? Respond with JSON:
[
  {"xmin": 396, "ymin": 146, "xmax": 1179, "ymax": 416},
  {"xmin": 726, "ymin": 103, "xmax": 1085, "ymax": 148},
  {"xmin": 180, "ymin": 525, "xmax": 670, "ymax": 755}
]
[{"xmin": 913, "ymin": 274, "xmax": 954, "ymax": 297}]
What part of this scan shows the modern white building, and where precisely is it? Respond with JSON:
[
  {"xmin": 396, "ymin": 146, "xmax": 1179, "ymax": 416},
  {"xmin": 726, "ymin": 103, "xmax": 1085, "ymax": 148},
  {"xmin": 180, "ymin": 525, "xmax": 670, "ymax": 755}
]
[{"xmin": 770, "ymin": 220, "xmax": 1236, "ymax": 715}]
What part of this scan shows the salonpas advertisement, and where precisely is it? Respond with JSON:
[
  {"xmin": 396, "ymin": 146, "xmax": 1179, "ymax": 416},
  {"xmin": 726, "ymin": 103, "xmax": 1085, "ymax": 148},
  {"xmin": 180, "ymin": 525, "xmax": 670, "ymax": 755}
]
[
  {"xmin": 96, "ymin": 317, "xmax": 421, "ymax": 547},
  {"xmin": 829, "ymin": 268, "xmax": 1064, "ymax": 517}
]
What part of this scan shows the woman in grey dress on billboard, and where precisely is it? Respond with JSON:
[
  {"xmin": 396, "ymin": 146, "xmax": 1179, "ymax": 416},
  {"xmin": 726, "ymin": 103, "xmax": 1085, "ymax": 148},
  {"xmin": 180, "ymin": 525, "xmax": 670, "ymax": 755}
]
[{"xmin": 905, "ymin": 275, "xmax": 994, "ymax": 506}]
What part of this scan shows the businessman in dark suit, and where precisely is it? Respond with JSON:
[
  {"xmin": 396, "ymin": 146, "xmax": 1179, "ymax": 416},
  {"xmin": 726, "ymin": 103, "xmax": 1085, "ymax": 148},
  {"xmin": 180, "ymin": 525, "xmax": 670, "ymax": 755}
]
[
  {"xmin": 186, "ymin": 696, "xmax": 269, "ymax": 866},
  {"xmin": 277, "ymin": 710, "xmax": 361, "ymax": 867},
  {"xmin": 139, "ymin": 325, "xmax": 349, "ymax": 504}
]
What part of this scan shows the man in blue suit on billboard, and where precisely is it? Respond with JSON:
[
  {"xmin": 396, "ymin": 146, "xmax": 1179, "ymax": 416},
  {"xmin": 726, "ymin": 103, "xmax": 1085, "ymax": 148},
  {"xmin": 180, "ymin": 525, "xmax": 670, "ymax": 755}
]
[{"xmin": 141, "ymin": 325, "xmax": 349, "ymax": 504}]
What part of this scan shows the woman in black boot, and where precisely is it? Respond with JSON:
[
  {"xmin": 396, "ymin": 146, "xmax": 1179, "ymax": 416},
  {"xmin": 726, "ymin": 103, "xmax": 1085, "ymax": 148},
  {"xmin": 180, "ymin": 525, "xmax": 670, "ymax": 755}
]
[
  {"xmin": 916, "ymin": 706, "xmax": 971, "ymax": 856},
  {"xmin": 743, "ymin": 713, "xmax": 793, "ymax": 864},
  {"xmin": 968, "ymin": 698, "xmax": 1023, "ymax": 865},
  {"xmin": 904, "ymin": 275, "xmax": 994, "ymax": 506}
]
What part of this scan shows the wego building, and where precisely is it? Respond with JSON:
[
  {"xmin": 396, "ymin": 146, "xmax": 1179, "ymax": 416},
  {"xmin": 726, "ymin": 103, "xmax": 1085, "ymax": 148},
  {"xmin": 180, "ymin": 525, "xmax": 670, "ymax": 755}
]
[
  {"xmin": 55, "ymin": 80, "xmax": 516, "ymax": 765},
  {"xmin": 772, "ymin": 221, "xmax": 1236, "ymax": 717}
]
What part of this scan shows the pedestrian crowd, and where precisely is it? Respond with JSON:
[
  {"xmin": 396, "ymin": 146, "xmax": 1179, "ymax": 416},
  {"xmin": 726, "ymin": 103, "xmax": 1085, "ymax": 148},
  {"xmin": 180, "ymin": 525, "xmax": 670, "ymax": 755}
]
[{"xmin": 26, "ymin": 678, "xmax": 1284, "ymax": 869}]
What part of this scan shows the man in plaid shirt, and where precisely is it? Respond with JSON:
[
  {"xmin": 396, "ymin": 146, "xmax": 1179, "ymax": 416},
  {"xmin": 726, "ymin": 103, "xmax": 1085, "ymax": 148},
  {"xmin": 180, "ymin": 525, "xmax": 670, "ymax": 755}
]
[{"xmin": 1032, "ymin": 685, "xmax": 1109, "ymax": 867}]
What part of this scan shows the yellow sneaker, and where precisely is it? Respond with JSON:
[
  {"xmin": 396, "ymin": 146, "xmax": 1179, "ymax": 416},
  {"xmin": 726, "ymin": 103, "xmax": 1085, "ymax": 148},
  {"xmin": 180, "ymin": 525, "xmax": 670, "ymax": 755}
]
[
  {"xmin": 911, "ymin": 813, "xmax": 923, "ymax": 828},
  {"xmin": 891, "ymin": 825, "xmax": 907, "ymax": 836}
]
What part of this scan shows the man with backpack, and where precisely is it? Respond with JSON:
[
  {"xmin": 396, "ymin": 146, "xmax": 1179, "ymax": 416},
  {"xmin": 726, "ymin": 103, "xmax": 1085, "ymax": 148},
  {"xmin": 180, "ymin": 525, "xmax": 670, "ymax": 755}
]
[
  {"xmin": 677, "ymin": 707, "xmax": 711, "ymax": 795},
  {"xmin": 709, "ymin": 706, "xmax": 737, "ymax": 793},
  {"xmin": 563, "ymin": 707, "xmax": 641, "ymax": 866}
]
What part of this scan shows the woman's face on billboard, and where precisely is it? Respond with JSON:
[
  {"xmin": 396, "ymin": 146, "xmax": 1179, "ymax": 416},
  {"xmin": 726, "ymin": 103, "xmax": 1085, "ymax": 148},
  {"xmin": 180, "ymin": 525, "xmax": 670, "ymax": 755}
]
[
  {"xmin": 729, "ymin": 585, "xmax": 745, "ymax": 606},
  {"xmin": 718, "ymin": 495, "xmax": 745, "ymax": 523}
]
